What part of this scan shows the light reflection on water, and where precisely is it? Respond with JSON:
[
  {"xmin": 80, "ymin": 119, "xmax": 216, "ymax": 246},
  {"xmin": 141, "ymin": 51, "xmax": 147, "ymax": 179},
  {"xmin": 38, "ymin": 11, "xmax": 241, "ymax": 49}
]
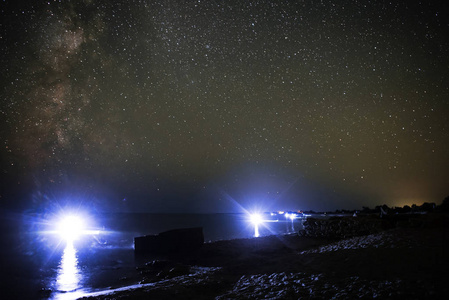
[
  {"xmin": 254, "ymin": 224, "xmax": 260, "ymax": 237},
  {"xmin": 52, "ymin": 241, "xmax": 85, "ymax": 300},
  {"xmin": 252, "ymin": 217, "xmax": 304, "ymax": 238}
]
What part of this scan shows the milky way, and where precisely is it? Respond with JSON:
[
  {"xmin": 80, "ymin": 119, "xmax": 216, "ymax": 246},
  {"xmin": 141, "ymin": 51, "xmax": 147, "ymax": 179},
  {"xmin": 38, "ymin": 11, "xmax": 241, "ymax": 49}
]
[{"xmin": 1, "ymin": 1, "xmax": 448, "ymax": 212}]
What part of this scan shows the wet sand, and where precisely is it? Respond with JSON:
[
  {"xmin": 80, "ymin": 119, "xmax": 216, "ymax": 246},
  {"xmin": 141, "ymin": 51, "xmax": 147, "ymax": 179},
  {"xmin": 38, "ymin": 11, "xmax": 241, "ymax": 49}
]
[{"xmin": 81, "ymin": 217, "xmax": 448, "ymax": 299}]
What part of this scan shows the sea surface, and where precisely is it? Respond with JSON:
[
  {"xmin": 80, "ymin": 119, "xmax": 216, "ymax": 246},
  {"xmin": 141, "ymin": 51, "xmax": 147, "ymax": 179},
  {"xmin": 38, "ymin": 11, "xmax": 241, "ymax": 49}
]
[{"xmin": 0, "ymin": 212, "xmax": 306, "ymax": 300}]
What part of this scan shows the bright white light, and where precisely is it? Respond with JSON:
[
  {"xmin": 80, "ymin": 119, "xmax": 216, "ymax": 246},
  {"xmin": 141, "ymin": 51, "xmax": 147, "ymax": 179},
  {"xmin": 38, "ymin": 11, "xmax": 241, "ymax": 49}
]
[
  {"xmin": 57, "ymin": 215, "xmax": 85, "ymax": 241},
  {"xmin": 249, "ymin": 213, "xmax": 263, "ymax": 225},
  {"xmin": 285, "ymin": 213, "xmax": 297, "ymax": 220},
  {"xmin": 249, "ymin": 213, "xmax": 262, "ymax": 225}
]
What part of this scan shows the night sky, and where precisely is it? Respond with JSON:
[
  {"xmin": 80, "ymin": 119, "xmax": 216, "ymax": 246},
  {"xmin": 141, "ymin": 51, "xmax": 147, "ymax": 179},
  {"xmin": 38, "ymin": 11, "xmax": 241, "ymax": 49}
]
[{"xmin": 1, "ymin": 0, "xmax": 448, "ymax": 213}]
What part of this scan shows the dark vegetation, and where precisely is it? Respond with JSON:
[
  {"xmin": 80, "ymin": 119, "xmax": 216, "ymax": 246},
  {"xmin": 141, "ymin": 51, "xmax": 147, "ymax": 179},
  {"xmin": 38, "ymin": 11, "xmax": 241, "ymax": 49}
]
[{"xmin": 303, "ymin": 195, "xmax": 449, "ymax": 215}]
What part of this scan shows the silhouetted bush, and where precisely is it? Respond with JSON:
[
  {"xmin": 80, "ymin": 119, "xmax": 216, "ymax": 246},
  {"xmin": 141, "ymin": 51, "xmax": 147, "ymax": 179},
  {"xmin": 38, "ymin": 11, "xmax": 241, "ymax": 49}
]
[{"xmin": 439, "ymin": 196, "xmax": 449, "ymax": 212}]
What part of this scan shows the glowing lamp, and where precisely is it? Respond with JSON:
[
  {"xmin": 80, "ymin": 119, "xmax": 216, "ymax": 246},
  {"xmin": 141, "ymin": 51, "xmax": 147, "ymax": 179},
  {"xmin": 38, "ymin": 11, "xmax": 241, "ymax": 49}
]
[
  {"xmin": 57, "ymin": 215, "xmax": 85, "ymax": 241},
  {"xmin": 249, "ymin": 213, "xmax": 263, "ymax": 225}
]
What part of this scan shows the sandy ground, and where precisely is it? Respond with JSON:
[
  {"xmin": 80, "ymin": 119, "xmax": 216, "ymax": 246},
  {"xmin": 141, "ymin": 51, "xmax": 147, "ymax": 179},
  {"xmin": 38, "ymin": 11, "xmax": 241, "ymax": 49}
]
[{"xmin": 81, "ymin": 219, "xmax": 449, "ymax": 299}]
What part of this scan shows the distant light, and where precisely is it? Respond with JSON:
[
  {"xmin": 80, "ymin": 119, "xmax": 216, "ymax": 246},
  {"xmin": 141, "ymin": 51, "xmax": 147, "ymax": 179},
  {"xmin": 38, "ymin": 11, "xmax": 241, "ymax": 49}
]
[
  {"xmin": 285, "ymin": 213, "xmax": 297, "ymax": 220},
  {"xmin": 249, "ymin": 213, "xmax": 263, "ymax": 225},
  {"xmin": 57, "ymin": 215, "xmax": 85, "ymax": 241}
]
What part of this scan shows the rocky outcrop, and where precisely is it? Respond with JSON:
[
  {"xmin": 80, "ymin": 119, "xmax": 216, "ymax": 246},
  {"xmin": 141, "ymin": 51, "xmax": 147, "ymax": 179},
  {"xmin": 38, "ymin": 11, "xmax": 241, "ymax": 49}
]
[{"xmin": 134, "ymin": 227, "xmax": 204, "ymax": 254}]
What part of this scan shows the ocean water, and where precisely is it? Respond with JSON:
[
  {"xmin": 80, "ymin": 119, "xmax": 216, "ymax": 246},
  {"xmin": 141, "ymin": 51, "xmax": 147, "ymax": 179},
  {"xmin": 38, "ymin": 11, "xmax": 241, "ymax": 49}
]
[{"xmin": 0, "ymin": 212, "xmax": 305, "ymax": 300}]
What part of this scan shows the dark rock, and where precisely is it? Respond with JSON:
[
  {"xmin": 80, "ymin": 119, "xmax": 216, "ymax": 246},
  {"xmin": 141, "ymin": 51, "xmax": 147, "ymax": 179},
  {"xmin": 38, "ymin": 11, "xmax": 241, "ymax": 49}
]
[
  {"xmin": 157, "ymin": 264, "xmax": 191, "ymax": 279},
  {"xmin": 134, "ymin": 227, "xmax": 204, "ymax": 254}
]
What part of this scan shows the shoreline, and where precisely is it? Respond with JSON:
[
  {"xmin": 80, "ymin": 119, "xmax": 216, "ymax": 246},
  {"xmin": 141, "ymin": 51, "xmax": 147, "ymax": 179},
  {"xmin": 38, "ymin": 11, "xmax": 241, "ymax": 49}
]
[
  {"xmin": 75, "ymin": 233, "xmax": 333, "ymax": 300},
  {"xmin": 78, "ymin": 215, "xmax": 448, "ymax": 299}
]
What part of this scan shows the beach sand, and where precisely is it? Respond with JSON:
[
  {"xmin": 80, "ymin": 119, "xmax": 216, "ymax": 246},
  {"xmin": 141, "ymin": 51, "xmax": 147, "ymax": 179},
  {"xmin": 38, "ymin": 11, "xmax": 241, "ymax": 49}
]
[{"xmin": 81, "ymin": 215, "xmax": 448, "ymax": 299}]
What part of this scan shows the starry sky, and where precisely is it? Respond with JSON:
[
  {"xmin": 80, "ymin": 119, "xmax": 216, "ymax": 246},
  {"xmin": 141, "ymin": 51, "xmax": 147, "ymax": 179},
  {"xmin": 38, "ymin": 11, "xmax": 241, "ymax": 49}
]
[{"xmin": 1, "ymin": 0, "xmax": 448, "ymax": 212}]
